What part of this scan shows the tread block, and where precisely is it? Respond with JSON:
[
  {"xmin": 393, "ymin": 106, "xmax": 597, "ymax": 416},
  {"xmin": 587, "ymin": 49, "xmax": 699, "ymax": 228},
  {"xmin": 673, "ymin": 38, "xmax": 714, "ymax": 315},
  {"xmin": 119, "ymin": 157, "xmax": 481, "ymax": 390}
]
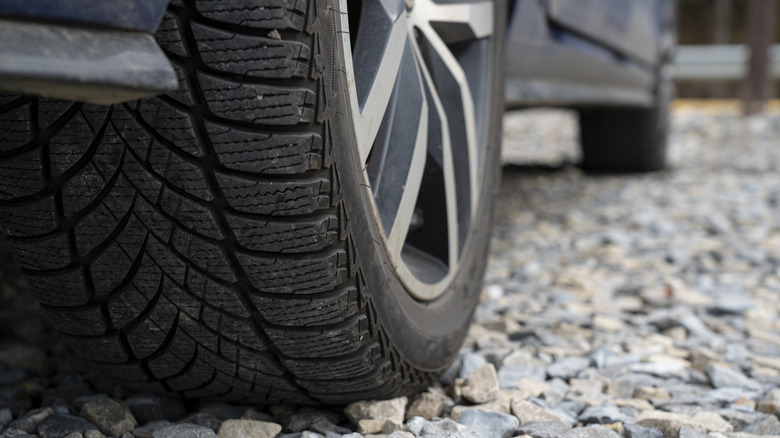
[
  {"xmin": 111, "ymin": 106, "xmax": 155, "ymax": 159},
  {"xmin": 192, "ymin": 22, "xmax": 311, "ymax": 79},
  {"xmin": 48, "ymin": 112, "xmax": 94, "ymax": 177},
  {"xmin": 148, "ymin": 142, "xmax": 213, "ymax": 201},
  {"xmin": 123, "ymin": 154, "xmax": 164, "ymax": 204},
  {"xmin": 177, "ymin": 312, "xmax": 219, "ymax": 352},
  {"xmin": 226, "ymin": 212, "xmax": 338, "ymax": 253},
  {"xmin": 148, "ymin": 325, "xmax": 196, "ymax": 379},
  {"xmin": 156, "ymin": 12, "xmax": 189, "ymax": 58},
  {"xmin": 167, "ymin": 63, "xmax": 198, "ymax": 106},
  {"xmin": 91, "ymin": 242, "xmax": 134, "ymax": 297},
  {"xmin": 5, "ymin": 232, "xmax": 71, "ymax": 270},
  {"xmin": 166, "ymin": 357, "xmax": 215, "ymax": 392},
  {"xmin": 217, "ymin": 173, "xmax": 330, "ymax": 216},
  {"xmin": 107, "ymin": 282, "xmax": 155, "ymax": 329},
  {"xmin": 138, "ymin": 99, "xmax": 202, "ymax": 157},
  {"xmin": 251, "ymin": 287, "xmax": 358, "ymax": 327},
  {"xmin": 90, "ymin": 125, "xmax": 125, "ymax": 177},
  {"xmin": 115, "ymin": 214, "xmax": 148, "ymax": 260},
  {"xmin": 63, "ymin": 332, "xmax": 129, "ymax": 364},
  {"xmin": 159, "ymin": 188, "xmax": 224, "ymax": 240},
  {"xmin": 61, "ymin": 161, "xmax": 114, "ymax": 217},
  {"xmin": 170, "ymin": 227, "xmax": 237, "ymax": 282},
  {"xmin": 89, "ymin": 362, "xmax": 152, "ymax": 383},
  {"xmin": 0, "ymin": 148, "xmax": 44, "ymax": 200},
  {"xmin": 195, "ymin": 345, "xmax": 236, "ymax": 377},
  {"xmin": 74, "ymin": 189, "xmax": 137, "ymax": 255},
  {"xmin": 162, "ymin": 280, "xmax": 202, "ymax": 321},
  {"xmin": 146, "ymin": 235, "xmax": 188, "ymax": 284},
  {"xmin": 75, "ymin": 203, "xmax": 118, "ymax": 254},
  {"xmin": 0, "ymin": 196, "xmax": 59, "ymax": 237},
  {"xmin": 127, "ymin": 295, "xmax": 179, "ymax": 358},
  {"xmin": 26, "ymin": 267, "xmax": 90, "ymax": 306},
  {"xmin": 183, "ymin": 375, "xmax": 232, "ymax": 399},
  {"xmin": 306, "ymin": 367, "xmax": 404, "ymax": 403},
  {"xmin": 301, "ymin": 361, "xmax": 396, "ymax": 394},
  {"xmin": 195, "ymin": 0, "xmax": 308, "ymax": 31},
  {"xmin": 186, "ymin": 269, "xmax": 249, "ymax": 318},
  {"xmin": 264, "ymin": 315, "xmax": 368, "ymax": 359},
  {"xmin": 37, "ymin": 99, "xmax": 73, "ymax": 128},
  {"xmin": 282, "ymin": 342, "xmax": 381, "ymax": 380},
  {"xmin": 201, "ymin": 307, "xmax": 248, "ymax": 345},
  {"xmin": 0, "ymin": 103, "xmax": 32, "ymax": 152},
  {"xmin": 43, "ymin": 304, "xmax": 108, "ymax": 336},
  {"xmin": 238, "ymin": 249, "xmax": 347, "ymax": 294},
  {"xmin": 207, "ymin": 121, "xmax": 323, "ymax": 175},
  {"xmin": 134, "ymin": 197, "xmax": 172, "ymax": 242},
  {"xmin": 224, "ymin": 343, "xmax": 284, "ymax": 376},
  {"xmin": 200, "ymin": 307, "xmax": 268, "ymax": 354},
  {"xmin": 198, "ymin": 73, "xmax": 316, "ymax": 125}
]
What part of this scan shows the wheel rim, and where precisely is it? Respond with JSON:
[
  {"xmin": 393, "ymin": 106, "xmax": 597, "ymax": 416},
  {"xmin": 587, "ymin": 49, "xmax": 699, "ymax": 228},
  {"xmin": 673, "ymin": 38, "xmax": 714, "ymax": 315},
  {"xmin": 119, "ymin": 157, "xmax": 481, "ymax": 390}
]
[{"xmin": 340, "ymin": 0, "xmax": 496, "ymax": 300}]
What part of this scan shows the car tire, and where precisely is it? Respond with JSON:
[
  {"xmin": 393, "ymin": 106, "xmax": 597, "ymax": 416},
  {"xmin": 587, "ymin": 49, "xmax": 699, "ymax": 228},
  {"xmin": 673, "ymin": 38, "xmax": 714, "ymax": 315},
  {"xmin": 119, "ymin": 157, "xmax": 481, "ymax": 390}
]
[
  {"xmin": 578, "ymin": 76, "xmax": 672, "ymax": 173},
  {"xmin": 0, "ymin": 0, "xmax": 505, "ymax": 404}
]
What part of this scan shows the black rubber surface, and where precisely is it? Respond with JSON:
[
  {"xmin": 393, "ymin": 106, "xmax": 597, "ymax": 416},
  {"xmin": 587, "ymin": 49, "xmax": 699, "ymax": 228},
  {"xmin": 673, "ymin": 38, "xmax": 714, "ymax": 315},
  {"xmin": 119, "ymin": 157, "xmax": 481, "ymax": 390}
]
[
  {"xmin": 579, "ymin": 82, "xmax": 672, "ymax": 173},
  {"xmin": 0, "ymin": 0, "xmax": 439, "ymax": 404}
]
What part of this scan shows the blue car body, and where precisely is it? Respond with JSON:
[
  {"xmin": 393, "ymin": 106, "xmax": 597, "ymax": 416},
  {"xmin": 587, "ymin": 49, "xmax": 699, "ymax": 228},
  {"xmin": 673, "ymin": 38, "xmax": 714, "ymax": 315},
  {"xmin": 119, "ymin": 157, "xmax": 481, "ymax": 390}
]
[{"xmin": 0, "ymin": 0, "xmax": 674, "ymax": 107}]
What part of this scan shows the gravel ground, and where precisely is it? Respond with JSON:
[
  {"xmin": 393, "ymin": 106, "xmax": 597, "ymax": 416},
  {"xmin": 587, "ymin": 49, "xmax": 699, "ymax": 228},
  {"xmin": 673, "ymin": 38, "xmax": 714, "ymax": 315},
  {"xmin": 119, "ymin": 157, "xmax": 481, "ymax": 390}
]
[{"xmin": 3, "ymin": 107, "xmax": 780, "ymax": 438}]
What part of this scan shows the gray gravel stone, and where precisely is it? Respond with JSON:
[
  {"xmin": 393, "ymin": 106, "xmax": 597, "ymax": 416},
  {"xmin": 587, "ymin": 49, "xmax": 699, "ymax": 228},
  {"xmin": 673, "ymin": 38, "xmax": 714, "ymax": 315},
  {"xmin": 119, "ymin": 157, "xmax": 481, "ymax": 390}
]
[
  {"xmin": 80, "ymin": 398, "xmax": 137, "ymax": 437},
  {"xmin": 676, "ymin": 426, "xmax": 704, "ymax": 438},
  {"xmin": 578, "ymin": 403, "xmax": 633, "ymax": 425},
  {"xmin": 546, "ymin": 357, "xmax": 590, "ymax": 380},
  {"xmin": 705, "ymin": 365, "xmax": 762, "ymax": 391},
  {"xmin": 461, "ymin": 363, "xmax": 500, "ymax": 404},
  {"xmin": 516, "ymin": 421, "xmax": 571, "ymax": 438},
  {"xmin": 757, "ymin": 388, "xmax": 780, "ymax": 414},
  {"xmin": 179, "ymin": 413, "xmax": 222, "ymax": 432},
  {"xmin": 559, "ymin": 426, "xmax": 621, "ymax": 438},
  {"xmin": 133, "ymin": 421, "xmax": 173, "ymax": 438},
  {"xmin": 405, "ymin": 416, "xmax": 428, "ymax": 436},
  {"xmin": 497, "ymin": 365, "xmax": 546, "ymax": 389},
  {"xmin": 459, "ymin": 352, "xmax": 489, "ymax": 379},
  {"xmin": 152, "ymin": 424, "xmax": 218, "ymax": 438},
  {"xmin": 125, "ymin": 394, "xmax": 187, "ymax": 424},
  {"xmin": 406, "ymin": 392, "xmax": 449, "ymax": 420},
  {"xmin": 36, "ymin": 413, "xmax": 96, "ymax": 438},
  {"xmin": 457, "ymin": 409, "xmax": 518, "ymax": 438},
  {"xmin": 623, "ymin": 424, "xmax": 664, "ymax": 438},
  {"xmin": 345, "ymin": 397, "xmax": 407, "ymax": 425},
  {"xmin": 8, "ymin": 407, "xmax": 54, "ymax": 434},
  {"xmin": 0, "ymin": 430, "xmax": 37, "ymax": 438},
  {"xmin": 0, "ymin": 408, "xmax": 13, "ymax": 426},
  {"xmin": 741, "ymin": 415, "xmax": 780, "ymax": 436},
  {"xmin": 216, "ymin": 419, "xmax": 282, "ymax": 438}
]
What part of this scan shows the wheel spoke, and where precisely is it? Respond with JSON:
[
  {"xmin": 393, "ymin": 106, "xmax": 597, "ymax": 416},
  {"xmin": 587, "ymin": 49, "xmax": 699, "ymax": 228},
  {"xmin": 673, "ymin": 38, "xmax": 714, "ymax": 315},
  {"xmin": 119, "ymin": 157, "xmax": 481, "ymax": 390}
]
[
  {"xmin": 412, "ymin": 0, "xmax": 494, "ymax": 44},
  {"xmin": 386, "ymin": 99, "xmax": 428, "ymax": 260},
  {"xmin": 352, "ymin": 7, "xmax": 409, "ymax": 164},
  {"xmin": 409, "ymin": 36, "xmax": 460, "ymax": 269},
  {"xmin": 370, "ymin": 43, "xmax": 429, "ymax": 260},
  {"xmin": 416, "ymin": 23, "xmax": 480, "ymax": 225}
]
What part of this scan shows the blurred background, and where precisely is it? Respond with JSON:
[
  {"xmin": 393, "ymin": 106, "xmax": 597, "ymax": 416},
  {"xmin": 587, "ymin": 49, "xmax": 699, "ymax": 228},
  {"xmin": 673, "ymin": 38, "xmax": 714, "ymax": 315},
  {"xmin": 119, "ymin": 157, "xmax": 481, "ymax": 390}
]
[{"xmin": 676, "ymin": 0, "xmax": 779, "ymax": 110}]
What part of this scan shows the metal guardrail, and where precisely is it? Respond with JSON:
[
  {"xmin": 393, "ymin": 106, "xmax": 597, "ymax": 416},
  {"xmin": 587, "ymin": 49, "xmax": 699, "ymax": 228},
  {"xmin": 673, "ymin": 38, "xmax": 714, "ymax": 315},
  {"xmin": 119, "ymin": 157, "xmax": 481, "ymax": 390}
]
[{"xmin": 673, "ymin": 44, "xmax": 780, "ymax": 80}]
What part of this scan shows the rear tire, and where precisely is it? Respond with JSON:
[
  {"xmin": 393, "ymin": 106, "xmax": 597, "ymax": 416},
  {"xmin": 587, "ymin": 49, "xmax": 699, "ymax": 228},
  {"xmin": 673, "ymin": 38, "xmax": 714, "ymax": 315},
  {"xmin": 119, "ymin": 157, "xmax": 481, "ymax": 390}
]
[
  {"xmin": 0, "ymin": 0, "xmax": 504, "ymax": 404},
  {"xmin": 578, "ymin": 79, "xmax": 672, "ymax": 173}
]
